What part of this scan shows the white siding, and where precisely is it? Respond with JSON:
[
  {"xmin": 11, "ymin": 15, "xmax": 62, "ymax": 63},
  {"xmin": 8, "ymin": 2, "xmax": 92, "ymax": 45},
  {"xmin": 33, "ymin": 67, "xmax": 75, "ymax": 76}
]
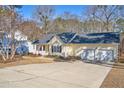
[{"xmin": 27, "ymin": 41, "xmax": 36, "ymax": 54}]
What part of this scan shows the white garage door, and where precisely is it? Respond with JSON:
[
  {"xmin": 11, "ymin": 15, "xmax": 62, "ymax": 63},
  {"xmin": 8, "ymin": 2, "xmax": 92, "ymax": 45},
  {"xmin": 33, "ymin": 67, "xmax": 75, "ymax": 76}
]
[
  {"xmin": 80, "ymin": 49, "xmax": 114, "ymax": 62},
  {"xmin": 95, "ymin": 49, "xmax": 114, "ymax": 62},
  {"xmin": 81, "ymin": 49, "xmax": 95, "ymax": 61}
]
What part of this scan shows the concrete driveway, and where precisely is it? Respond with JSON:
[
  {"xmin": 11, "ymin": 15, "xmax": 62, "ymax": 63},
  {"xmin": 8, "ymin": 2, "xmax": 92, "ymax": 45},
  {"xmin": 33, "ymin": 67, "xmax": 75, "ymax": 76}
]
[{"xmin": 0, "ymin": 61, "xmax": 112, "ymax": 88}]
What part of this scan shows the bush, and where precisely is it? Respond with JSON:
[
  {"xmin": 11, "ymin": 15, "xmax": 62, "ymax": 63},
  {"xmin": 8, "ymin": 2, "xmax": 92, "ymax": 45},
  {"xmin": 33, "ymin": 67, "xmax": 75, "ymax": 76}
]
[
  {"xmin": 54, "ymin": 56, "xmax": 81, "ymax": 62},
  {"xmin": 16, "ymin": 45, "xmax": 29, "ymax": 55}
]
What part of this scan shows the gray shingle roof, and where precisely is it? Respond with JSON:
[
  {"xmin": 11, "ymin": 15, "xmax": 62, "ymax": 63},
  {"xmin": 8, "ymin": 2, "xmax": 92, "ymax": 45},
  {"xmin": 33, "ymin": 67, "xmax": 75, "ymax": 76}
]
[
  {"xmin": 70, "ymin": 32, "xmax": 120, "ymax": 44},
  {"xmin": 32, "ymin": 32, "xmax": 120, "ymax": 44},
  {"xmin": 57, "ymin": 32, "xmax": 76, "ymax": 43},
  {"xmin": 32, "ymin": 34, "xmax": 54, "ymax": 44}
]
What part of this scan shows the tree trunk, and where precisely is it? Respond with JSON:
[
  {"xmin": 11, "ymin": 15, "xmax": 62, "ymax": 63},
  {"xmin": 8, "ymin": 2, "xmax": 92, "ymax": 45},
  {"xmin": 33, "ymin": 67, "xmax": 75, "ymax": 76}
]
[
  {"xmin": 1, "ymin": 54, "xmax": 7, "ymax": 61},
  {"xmin": 106, "ymin": 19, "xmax": 109, "ymax": 32},
  {"xmin": 10, "ymin": 44, "xmax": 16, "ymax": 60},
  {"xmin": 10, "ymin": 51, "xmax": 15, "ymax": 60}
]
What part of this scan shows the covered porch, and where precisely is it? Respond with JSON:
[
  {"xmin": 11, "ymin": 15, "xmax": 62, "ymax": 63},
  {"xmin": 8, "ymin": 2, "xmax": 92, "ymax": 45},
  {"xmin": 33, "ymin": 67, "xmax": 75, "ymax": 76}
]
[
  {"xmin": 38, "ymin": 44, "xmax": 63, "ymax": 56},
  {"xmin": 37, "ymin": 44, "xmax": 49, "ymax": 56}
]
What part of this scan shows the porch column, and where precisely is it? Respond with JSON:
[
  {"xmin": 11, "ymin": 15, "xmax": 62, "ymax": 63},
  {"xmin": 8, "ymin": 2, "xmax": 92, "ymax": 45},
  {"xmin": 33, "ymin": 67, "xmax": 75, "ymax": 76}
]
[
  {"xmin": 38, "ymin": 45, "xmax": 40, "ymax": 55},
  {"xmin": 41, "ymin": 45, "xmax": 43, "ymax": 51},
  {"xmin": 49, "ymin": 45, "xmax": 52, "ymax": 55}
]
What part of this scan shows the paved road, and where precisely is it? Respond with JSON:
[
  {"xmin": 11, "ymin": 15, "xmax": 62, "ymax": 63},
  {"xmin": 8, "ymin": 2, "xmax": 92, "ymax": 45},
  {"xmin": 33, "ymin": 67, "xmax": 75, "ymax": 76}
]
[{"xmin": 0, "ymin": 62, "xmax": 112, "ymax": 88}]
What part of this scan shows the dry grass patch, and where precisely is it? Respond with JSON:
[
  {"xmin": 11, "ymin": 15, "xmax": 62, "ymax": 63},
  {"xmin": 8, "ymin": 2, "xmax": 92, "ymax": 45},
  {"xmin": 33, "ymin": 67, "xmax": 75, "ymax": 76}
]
[
  {"xmin": 0, "ymin": 55, "xmax": 54, "ymax": 68},
  {"xmin": 101, "ymin": 62, "xmax": 124, "ymax": 88}
]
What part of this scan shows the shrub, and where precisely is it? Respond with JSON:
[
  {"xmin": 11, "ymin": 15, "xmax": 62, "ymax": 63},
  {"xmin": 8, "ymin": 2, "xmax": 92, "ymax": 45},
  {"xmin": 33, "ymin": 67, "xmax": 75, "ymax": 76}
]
[{"xmin": 16, "ymin": 45, "xmax": 29, "ymax": 55}]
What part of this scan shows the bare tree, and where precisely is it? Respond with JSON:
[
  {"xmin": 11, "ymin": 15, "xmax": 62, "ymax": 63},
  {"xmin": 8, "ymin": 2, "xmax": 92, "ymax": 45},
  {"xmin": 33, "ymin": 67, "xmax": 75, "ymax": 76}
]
[
  {"xmin": 0, "ymin": 5, "xmax": 23, "ymax": 61},
  {"xmin": 33, "ymin": 5, "xmax": 55, "ymax": 34},
  {"xmin": 85, "ymin": 5, "xmax": 124, "ymax": 32},
  {"xmin": 19, "ymin": 20, "xmax": 43, "ymax": 41}
]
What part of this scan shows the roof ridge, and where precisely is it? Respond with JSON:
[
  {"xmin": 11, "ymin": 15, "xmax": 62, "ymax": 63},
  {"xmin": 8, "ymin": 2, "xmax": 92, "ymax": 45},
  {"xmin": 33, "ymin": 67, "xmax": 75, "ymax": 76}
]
[{"xmin": 68, "ymin": 33, "xmax": 77, "ymax": 43}]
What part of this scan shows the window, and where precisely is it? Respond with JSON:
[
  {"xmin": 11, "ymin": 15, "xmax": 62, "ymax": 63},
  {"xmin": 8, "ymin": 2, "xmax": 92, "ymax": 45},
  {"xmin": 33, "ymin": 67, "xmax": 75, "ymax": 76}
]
[{"xmin": 52, "ymin": 45, "xmax": 61, "ymax": 53}]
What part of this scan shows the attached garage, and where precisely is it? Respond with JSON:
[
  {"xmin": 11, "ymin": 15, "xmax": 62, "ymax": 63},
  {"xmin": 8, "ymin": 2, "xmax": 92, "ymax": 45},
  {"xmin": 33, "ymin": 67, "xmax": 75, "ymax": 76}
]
[
  {"xmin": 70, "ymin": 32, "xmax": 120, "ymax": 63},
  {"xmin": 80, "ymin": 48, "xmax": 115, "ymax": 62},
  {"xmin": 96, "ymin": 49, "xmax": 114, "ymax": 61}
]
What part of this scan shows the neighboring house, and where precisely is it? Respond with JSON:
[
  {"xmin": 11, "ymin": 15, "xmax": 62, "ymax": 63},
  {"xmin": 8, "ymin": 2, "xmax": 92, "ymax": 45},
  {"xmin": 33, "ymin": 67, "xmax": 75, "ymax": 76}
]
[
  {"xmin": 32, "ymin": 32, "xmax": 120, "ymax": 62},
  {"xmin": 14, "ymin": 31, "xmax": 36, "ymax": 54},
  {"xmin": 0, "ymin": 31, "xmax": 36, "ymax": 55},
  {"xmin": 27, "ymin": 41, "xmax": 37, "ymax": 54}
]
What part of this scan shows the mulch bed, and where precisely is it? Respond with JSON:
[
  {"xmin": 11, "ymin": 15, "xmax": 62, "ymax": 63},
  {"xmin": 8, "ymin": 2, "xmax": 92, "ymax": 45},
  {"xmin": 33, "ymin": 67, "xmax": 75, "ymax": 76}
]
[
  {"xmin": 53, "ymin": 56, "xmax": 81, "ymax": 62},
  {"xmin": 100, "ymin": 63, "xmax": 124, "ymax": 88}
]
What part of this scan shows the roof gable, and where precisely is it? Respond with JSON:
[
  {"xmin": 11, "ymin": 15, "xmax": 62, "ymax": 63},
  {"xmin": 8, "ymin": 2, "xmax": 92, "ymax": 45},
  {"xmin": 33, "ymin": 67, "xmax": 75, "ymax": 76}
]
[
  {"xmin": 48, "ymin": 35, "xmax": 63, "ymax": 45},
  {"xmin": 57, "ymin": 32, "xmax": 76, "ymax": 43}
]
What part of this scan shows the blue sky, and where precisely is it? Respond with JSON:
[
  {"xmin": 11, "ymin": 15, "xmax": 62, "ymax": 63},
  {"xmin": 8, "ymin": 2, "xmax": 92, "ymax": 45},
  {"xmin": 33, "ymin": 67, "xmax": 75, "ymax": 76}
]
[{"xmin": 20, "ymin": 5, "xmax": 88, "ymax": 19}]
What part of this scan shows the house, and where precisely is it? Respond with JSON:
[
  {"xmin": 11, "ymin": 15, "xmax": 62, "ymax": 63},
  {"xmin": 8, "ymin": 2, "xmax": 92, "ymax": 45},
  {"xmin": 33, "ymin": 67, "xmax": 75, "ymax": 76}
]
[
  {"xmin": 32, "ymin": 32, "xmax": 120, "ymax": 62},
  {"xmin": 14, "ymin": 31, "xmax": 33, "ymax": 53},
  {"xmin": 17, "ymin": 21, "xmax": 43, "ymax": 54},
  {"xmin": 0, "ymin": 31, "xmax": 36, "ymax": 55}
]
